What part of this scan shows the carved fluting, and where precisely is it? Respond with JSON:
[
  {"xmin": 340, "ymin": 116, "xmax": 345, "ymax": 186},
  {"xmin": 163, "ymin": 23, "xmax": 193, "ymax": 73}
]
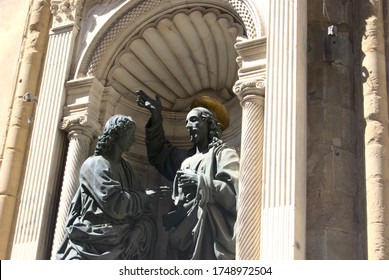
[
  {"xmin": 260, "ymin": 0, "xmax": 307, "ymax": 260},
  {"xmin": 236, "ymin": 98, "xmax": 264, "ymax": 260},
  {"xmin": 50, "ymin": 131, "xmax": 92, "ymax": 259},
  {"xmin": 11, "ymin": 27, "xmax": 79, "ymax": 259},
  {"xmin": 51, "ymin": 0, "xmax": 84, "ymax": 28}
]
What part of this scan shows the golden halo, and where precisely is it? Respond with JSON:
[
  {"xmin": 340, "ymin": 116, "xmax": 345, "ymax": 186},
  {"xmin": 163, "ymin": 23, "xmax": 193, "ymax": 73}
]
[{"xmin": 190, "ymin": 96, "xmax": 230, "ymax": 131}]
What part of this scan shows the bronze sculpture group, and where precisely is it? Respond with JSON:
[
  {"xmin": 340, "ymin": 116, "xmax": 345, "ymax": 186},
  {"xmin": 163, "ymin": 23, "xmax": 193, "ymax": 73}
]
[{"xmin": 57, "ymin": 90, "xmax": 240, "ymax": 260}]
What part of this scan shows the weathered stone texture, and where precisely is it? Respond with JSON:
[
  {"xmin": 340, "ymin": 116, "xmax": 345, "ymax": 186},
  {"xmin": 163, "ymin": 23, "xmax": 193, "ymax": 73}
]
[
  {"xmin": 307, "ymin": 229, "xmax": 361, "ymax": 260},
  {"xmin": 307, "ymin": 0, "xmax": 363, "ymax": 259},
  {"xmin": 0, "ymin": 1, "xmax": 31, "ymax": 169}
]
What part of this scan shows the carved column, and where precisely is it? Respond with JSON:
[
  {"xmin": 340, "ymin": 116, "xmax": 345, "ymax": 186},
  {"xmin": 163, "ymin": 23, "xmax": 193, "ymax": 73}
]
[
  {"xmin": 234, "ymin": 38, "xmax": 266, "ymax": 260},
  {"xmin": 11, "ymin": 0, "xmax": 85, "ymax": 259},
  {"xmin": 50, "ymin": 118, "xmax": 97, "ymax": 259},
  {"xmin": 359, "ymin": 0, "xmax": 389, "ymax": 260},
  {"xmin": 50, "ymin": 77, "xmax": 104, "ymax": 259},
  {"xmin": 261, "ymin": 0, "xmax": 307, "ymax": 259}
]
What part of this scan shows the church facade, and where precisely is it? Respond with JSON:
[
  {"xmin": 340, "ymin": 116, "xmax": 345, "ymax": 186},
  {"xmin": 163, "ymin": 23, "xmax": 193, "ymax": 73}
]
[{"xmin": 0, "ymin": 0, "xmax": 388, "ymax": 260}]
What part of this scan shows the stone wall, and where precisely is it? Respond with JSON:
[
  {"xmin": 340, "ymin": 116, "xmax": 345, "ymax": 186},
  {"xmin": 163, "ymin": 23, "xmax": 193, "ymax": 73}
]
[
  {"xmin": 0, "ymin": 1, "xmax": 31, "ymax": 168},
  {"xmin": 306, "ymin": 0, "xmax": 365, "ymax": 259}
]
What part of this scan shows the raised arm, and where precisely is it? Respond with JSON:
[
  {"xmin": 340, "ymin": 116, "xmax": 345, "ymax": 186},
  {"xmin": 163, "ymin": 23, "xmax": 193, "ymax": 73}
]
[
  {"xmin": 137, "ymin": 90, "xmax": 192, "ymax": 181},
  {"xmin": 136, "ymin": 90, "xmax": 162, "ymax": 123}
]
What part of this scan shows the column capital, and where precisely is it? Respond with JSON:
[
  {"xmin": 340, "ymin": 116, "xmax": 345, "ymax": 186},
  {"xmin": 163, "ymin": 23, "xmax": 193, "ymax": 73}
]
[
  {"xmin": 59, "ymin": 114, "xmax": 99, "ymax": 140},
  {"xmin": 51, "ymin": 0, "xmax": 85, "ymax": 30},
  {"xmin": 233, "ymin": 37, "xmax": 267, "ymax": 103},
  {"xmin": 233, "ymin": 76, "xmax": 266, "ymax": 102}
]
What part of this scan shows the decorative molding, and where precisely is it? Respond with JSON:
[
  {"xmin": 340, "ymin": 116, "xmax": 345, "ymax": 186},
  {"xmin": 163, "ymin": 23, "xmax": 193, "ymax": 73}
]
[
  {"xmin": 60, "ymin": 77, "xmax": 105, "ymax": 139},
  {"xmin": 51, "ymin": 0, "xmax": 84, "ymax": 29},
  {"xmin": 233, "ymin": 37, "xmax": 266, "ymax": 101}
]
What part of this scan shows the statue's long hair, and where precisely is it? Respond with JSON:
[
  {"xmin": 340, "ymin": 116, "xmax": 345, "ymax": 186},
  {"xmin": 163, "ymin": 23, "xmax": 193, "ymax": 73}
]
[
  {"xmin": 95, "ymin": 115, "xmax": 136, "ymax": 156},
  {"xmin": 191, "ymin": 107, "xmax": 223, "ymax": 147}
]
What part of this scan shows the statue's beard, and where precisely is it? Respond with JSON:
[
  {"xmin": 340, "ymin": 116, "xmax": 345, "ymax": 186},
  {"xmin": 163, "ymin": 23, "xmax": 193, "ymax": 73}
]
[{"xmin": 189, "ymin": 131, "xmax": 199, "ymax": 144}]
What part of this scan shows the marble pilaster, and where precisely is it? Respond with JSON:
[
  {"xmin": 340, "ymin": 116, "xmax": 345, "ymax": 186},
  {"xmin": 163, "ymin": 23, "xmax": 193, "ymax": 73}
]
[{"xmin": 260, "ymin": 0, "xmax": 307, "ymax": 260}]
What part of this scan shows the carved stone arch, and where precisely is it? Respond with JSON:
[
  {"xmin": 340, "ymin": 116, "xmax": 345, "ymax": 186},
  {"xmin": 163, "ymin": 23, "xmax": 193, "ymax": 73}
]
[{"xmin": 75, "ymin": 0, "xmax": 265, "ymax": 79}]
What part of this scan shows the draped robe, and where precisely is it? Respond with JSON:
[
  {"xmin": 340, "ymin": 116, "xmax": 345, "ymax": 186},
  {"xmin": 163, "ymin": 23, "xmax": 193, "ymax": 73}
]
[{"xmin": 57, "ymin": 155, "xmax": 155, "ymax": 260}]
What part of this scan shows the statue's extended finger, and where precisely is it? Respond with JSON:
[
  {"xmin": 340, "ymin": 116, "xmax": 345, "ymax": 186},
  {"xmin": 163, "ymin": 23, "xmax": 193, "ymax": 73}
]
[
  {"xmin": 136, "ymin": 94, "xmax": 143, "ymax": 103},
  {"xmin": 137, "ymin": 90, "xmax": 149, "ymax": 101},
  {"xmin": 136, "ymin": 89, "xmax": 146, "ymax": 96}
]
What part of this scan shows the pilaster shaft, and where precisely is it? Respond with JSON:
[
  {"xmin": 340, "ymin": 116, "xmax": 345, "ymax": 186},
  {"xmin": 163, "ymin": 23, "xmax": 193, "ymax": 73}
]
[
  {"xmin": 11, "ymin": 1, "xmax": 85, "ymax": 259},
  {"xmin": 261, "ymin": 0, "xmax": 307, "ymax": 259}
]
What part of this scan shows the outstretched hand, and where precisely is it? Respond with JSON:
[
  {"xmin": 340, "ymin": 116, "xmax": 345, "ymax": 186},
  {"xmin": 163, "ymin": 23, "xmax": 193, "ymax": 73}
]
[{"xmin": 136, "ymin": 90, "xmax": 162, "ymax": 117}]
